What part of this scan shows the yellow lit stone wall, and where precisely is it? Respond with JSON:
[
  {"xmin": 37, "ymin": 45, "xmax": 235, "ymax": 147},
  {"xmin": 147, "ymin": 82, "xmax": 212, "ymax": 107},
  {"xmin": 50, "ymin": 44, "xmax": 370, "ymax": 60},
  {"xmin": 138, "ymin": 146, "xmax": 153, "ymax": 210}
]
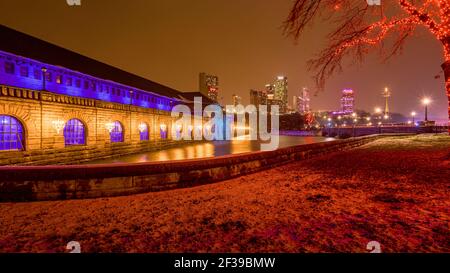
[{"xmin": 0, "ymin": 85, "xmax": 188, "ymax": 165}]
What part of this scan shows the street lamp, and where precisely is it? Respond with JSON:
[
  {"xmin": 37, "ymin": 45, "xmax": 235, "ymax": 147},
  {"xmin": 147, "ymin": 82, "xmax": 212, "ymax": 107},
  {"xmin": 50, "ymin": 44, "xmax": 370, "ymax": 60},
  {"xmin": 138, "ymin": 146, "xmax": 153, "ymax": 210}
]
[
  {"xmin": 422, "ymin": 98, "xmax": 431, "ymax": 121},
  {"xmin": 352, "ymin": 117, "xmax": 357, "ymax": 137},
  {"xmin": 337, "ymin": 116, "xmax": 342, "ymax": 128},
  {"xmin": 411, "ymin": 111, "xmax": 416, "ymax": 125},
  {"xmin": 52, "ymin": 119, "xmax": 65, "ymax": 134}
]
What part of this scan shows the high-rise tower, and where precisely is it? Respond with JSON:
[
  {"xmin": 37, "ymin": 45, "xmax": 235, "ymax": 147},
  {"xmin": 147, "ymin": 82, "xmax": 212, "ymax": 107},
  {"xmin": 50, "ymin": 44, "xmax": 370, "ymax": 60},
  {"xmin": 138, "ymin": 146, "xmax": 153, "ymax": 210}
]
[
  {"xmin": 274, "ymin": 76, "xmax": 288, "ymax": 114},
  {"xmin": 232, "ymin": 94, "xmax": 242, "ymax": 106},
  {"xmin": 341, "ymin": 89, "xmax": 355, "ymax": 114},
  {"xmin": 298, "ymin": 87, "xmax": 310, "ymax": 113},
  {"xmin": 199, "ymin": 73, "xmax": 219, "ymax": 102},
  {"xmin": 382, "ymin": 87, "xmax": 391, "ymax": 117}
]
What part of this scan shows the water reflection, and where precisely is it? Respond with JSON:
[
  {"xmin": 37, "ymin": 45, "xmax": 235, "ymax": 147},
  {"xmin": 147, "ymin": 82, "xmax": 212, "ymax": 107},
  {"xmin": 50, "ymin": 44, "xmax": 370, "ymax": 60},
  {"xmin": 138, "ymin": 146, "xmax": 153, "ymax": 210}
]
[{"xmin": 86, "ymin": 136, "xmax": 335, "ymax": 164}]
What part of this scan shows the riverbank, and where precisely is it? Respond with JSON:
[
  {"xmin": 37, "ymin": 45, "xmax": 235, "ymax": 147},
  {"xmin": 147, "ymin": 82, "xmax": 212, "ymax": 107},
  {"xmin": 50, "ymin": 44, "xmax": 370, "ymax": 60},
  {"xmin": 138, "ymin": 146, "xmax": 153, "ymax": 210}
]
[{"xmin": 0, "ymin": 134, "xmax": 448, "ymax": 252}]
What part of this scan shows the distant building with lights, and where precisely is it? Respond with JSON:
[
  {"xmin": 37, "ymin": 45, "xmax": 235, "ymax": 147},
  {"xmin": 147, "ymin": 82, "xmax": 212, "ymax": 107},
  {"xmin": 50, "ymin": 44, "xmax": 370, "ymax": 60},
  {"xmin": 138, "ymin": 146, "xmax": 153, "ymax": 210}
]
[
  {"xmin": 265, "ymin": 83, "xmax": 275, "ymax": 96},
  {"xmin": 266, "ymin": 94, "xmax": 283, "ymax": 113},
  {"xmin": 341, "ymin": 89, "xmax": 355, "ymax": 115},
  {"xmin": 296, "ymin": 87, "xmax": 310, "ymax": 113},
  {"xmin": 199, "ymin": 72, "xmax": 219, "ymax": 102},
  {"xmin": 274, "ymin": 76, "xmax": 288, "ymax": 114},
  {"xmin": 232, "ymin": 94, "xmax": 242, "ymax": 106},
  {"xmin": 249, "ymin": 89, "xmax": 267, "ymax": 106},
  {"xmin": 249, "ymin": 79, "xmax": 288, "ymax": 113},
  {"xmin": 382, "ymin": 87, "xmax": 391, "ymax": 117}
]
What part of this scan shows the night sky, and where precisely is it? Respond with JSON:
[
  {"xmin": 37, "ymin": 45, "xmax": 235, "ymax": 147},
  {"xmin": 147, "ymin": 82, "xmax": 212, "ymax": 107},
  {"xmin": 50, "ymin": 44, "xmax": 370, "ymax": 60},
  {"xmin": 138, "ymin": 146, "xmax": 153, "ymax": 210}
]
[{"xmin": 0, "ymin": 0, "xmax": 447, "ymax": 121}]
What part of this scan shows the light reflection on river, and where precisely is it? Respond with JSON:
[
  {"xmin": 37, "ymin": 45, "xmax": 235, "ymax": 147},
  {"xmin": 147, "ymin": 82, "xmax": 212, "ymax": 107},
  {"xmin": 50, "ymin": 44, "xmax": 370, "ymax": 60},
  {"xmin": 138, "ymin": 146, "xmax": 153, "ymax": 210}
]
[{"xmin": 86, "ymin": 136, "xmax": 335, "ymax": 164}]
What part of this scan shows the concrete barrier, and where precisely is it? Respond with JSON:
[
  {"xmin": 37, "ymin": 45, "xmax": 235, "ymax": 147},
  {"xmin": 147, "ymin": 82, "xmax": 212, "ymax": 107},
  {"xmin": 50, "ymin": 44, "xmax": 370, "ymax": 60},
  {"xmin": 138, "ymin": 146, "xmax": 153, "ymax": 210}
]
[
  {"xmin": 0, "ymin": 135, "xmax": 383, "ymax": 202},
  {"xmin": 323, "ymin": 126, "xmax": 447, "ymax": 138}
]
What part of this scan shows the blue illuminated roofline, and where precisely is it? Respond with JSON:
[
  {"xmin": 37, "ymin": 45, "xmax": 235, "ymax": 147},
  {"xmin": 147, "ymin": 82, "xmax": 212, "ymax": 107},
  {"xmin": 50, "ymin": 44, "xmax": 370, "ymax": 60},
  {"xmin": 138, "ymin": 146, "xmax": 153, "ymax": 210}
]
[{"xmin": 0, "ymin": 50, "xmax": 182, "ymax": 111}]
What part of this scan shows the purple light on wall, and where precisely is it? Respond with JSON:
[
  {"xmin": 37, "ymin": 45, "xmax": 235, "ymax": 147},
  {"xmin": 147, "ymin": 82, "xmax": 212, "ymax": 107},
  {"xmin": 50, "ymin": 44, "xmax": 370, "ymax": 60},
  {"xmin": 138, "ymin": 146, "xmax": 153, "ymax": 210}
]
[
  {"xmin": 140, "ymin": 123, "xmax": 149, "ymax": 141},
  {"xmin": 64, "ymin": 119, "xmax": 85, "ymax": 146},
  {"xmin": 0, "ymin": 51, "xmax": 178, "ymax": 112},
  {"xmin": 160, "ymin": 128, "xmax": 168, "ymax": 139},
  {"xmin": 110, "ymin": 121, "xmax": 124, "ymax": 143},
  {"xmin": 0, "ymin": 115, "xmax": 24, "ymax": 151}
]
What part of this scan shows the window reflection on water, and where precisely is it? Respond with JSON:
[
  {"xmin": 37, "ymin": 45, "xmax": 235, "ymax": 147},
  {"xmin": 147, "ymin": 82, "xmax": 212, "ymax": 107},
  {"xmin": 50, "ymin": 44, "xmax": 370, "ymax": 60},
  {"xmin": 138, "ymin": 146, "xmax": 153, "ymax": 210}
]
[{"xmin": 85, "ymin": 136, "xmax": 334, "ymax": 164}]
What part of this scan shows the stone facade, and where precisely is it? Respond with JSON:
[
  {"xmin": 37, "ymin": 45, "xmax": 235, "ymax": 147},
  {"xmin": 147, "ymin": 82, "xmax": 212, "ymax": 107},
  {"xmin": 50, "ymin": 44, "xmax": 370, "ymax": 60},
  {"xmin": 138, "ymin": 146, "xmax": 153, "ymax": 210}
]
[{"xmin": 0, "ymin": 84, "xmax": 187, "ymax": 166}]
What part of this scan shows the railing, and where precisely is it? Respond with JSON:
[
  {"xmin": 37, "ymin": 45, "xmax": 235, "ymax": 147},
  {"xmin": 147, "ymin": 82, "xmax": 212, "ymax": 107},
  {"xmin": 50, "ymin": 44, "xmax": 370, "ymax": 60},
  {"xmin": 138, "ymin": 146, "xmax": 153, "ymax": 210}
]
[{"xmin": 323, "ymin": 125, "xmax": 449, "ymax": 138}]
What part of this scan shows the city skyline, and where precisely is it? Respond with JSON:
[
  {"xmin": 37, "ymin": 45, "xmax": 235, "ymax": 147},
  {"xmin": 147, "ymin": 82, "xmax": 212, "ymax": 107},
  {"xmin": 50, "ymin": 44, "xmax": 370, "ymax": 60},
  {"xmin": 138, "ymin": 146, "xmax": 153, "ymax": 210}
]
[{"xmin": 0, "ymin": 0, "xmax": 447, "ymax": 121}]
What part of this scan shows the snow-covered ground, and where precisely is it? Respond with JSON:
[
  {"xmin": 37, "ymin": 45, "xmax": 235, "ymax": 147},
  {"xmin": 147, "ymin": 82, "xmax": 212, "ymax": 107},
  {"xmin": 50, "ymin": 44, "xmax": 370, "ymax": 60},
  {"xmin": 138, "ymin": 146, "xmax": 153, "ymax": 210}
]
[{"xmin": 0, "ymin": 134, "xmax": 448, "ymax": 253}]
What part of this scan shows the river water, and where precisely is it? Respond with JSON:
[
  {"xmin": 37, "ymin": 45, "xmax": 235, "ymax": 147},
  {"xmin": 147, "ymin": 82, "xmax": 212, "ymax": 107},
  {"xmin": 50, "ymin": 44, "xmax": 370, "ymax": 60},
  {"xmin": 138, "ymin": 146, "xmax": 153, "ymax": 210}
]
[{"xmin": 87, "ymin": 136, "xmax": 335, "ymax": 164}]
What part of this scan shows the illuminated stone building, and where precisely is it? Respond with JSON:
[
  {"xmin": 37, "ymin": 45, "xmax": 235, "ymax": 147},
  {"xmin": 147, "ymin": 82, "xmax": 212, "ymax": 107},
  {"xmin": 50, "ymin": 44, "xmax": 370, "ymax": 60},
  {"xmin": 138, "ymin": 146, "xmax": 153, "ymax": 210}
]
[{"xmin": 0, "ymin": 25, "xmax": 204, "ymax": 165}]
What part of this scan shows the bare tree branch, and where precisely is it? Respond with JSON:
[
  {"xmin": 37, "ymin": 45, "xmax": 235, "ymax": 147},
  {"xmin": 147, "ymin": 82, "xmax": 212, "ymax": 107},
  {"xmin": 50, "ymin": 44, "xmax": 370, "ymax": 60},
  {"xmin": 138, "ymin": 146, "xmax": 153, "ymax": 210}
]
[{"xmin": 283, "ymin": 0, "xmax": 447, "ymax": 90}]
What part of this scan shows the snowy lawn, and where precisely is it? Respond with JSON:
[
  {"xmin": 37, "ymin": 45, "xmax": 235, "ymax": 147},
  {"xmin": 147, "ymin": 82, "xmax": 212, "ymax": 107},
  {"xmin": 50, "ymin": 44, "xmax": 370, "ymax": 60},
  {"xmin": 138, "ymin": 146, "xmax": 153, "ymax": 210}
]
[{"xmin": 0, "ymin": 134, "xmax": 449, "ymax": 253}]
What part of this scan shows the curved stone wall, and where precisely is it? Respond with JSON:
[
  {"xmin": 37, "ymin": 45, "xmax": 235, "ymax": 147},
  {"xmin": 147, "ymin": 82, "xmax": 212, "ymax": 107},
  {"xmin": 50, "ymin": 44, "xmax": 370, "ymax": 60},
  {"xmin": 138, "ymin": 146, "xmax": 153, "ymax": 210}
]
[{"xmin": 0, "ymin": 135, "xmax": 382, "ymax": 202}]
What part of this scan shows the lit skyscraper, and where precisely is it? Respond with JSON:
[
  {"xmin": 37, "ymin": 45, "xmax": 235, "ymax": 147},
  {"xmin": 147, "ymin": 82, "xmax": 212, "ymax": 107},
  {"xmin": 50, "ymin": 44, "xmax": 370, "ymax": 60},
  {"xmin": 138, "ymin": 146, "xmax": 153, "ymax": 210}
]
[
  {"xmin": 199, "ymin": 72, "xmax": 219, "ymax": 102},
  {"xmin": 293, "ymin": 96, "xmax": 298, "ymax": 112},
  {"xmin": 265, "ymin": 83, "xmax": 275, "ymax": 96},
  {"xmin": 382, "ymin": 87, "xmax": 392, "ymax": 117},
  {"xmin": 341, "ymin": 89, "xmax": 355, "ymax": 114},
  {"xmin": 298, "ymin": 87, "xmax": 311, "ymax": 113},
  {"xmin": 250, "ymin": 89, "xmax": 267, "ymax": 106},
  {"xmin": 232, "ymin": 94, "xmax": 242, "ymax": 106},
  {"xmin": 274, "ymin": 76, "xmax": 288, "ymax": 114}
]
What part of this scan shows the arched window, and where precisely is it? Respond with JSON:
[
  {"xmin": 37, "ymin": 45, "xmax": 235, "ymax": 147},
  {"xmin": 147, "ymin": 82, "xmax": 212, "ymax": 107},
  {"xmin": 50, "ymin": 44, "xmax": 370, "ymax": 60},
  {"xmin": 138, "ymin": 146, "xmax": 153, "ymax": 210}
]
[
  {"xmin": 139, "ymin": 123, "xmax": 149, "ymax": 141},
  {"xmin": 110, "ymin": 121, "xmax": 124, "ymax": 143},
  {"xmin": 160, "ymin": 124, "xmax": 168, "ymax": 140},
  {"xmin": 0, "ymin": 115, "xmax": 25, "ymax": 151},
  {"xmin": 174, "ymin": 124, "xmax": 183, "ymax": 140},
  {"xmin": 64, "ymin": 119, "xmax": 86, "ymax": 146}
]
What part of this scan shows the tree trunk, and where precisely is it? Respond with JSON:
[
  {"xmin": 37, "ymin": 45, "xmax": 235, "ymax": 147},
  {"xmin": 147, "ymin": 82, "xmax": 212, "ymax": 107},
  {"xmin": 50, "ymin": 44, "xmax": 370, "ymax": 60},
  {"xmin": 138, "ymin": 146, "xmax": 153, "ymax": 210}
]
[{"xmin": 442, "ymin": 60, "xmax": 450, "ymax": 134}]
